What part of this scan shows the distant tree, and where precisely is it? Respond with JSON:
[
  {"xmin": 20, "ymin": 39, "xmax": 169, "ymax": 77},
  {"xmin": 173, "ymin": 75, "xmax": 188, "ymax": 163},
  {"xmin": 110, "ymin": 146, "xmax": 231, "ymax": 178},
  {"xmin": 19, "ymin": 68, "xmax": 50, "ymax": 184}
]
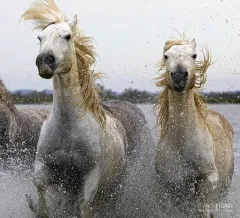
[
  {"xmin": 9, "ymin": 88, "xmax": 240, "ymax": 104},
  {"xmin": 119, "ymin": 88, "xmax": 155, "ymax": 103}
]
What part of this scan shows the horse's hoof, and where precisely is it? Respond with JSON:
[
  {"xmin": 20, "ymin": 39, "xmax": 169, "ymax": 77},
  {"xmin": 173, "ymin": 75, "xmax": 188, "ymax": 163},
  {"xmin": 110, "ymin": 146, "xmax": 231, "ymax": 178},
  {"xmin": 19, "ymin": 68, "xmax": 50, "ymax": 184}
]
[
  {"xmin": 36, "ymin": 209, "xmax": 50, "ymax": 218},
  {"xmin": 36, "ymin": 213, "xmax": 49, "ymax": 218}
]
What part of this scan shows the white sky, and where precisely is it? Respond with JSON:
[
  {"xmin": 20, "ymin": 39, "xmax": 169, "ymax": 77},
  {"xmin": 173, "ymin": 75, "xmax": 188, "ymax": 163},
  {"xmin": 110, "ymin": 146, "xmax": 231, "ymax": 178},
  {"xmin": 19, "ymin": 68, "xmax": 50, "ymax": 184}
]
[{"xmin": 1, "ymin": 0, "xmax": 240, "ymax": 92}]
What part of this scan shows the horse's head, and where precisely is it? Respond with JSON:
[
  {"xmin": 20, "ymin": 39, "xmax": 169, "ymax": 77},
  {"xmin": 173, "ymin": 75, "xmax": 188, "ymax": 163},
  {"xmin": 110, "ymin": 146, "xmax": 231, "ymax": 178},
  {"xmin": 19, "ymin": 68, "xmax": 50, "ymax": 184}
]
[
  {"xmin": 36, "ymin": 15, "xmax": 78, "ymax": 79},
  {"xmin": 163, "ymin": 39, "xmax": 197, "ymax": 92}
]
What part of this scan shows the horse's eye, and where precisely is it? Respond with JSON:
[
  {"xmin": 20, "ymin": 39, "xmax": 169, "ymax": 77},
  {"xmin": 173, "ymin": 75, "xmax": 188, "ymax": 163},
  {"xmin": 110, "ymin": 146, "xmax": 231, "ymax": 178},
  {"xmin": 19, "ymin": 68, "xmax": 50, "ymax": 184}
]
[
  {"xmin": 65, "ymin": 34, "xmax": 72, "ymax": 41},
  {"xmin": 164, "ymin": 55, "xmax": 168, "ymax": 60},
  {"xmin": 192, "ymin": 54, "xmax": 197, "ymax": 59},
  {"xmin": 38, "ymin": 36, "xmax": 42, "ymax": 41}
]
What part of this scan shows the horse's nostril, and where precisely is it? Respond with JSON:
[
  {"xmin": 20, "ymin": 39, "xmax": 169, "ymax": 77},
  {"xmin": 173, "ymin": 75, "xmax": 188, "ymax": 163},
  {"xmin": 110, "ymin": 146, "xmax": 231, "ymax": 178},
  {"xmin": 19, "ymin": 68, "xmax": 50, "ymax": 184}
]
[
  {"xmin": 171, "ymin": 72, "xmax": 174, "ymax": 77},
  {"xmin": 47, "ymin": 54, "xmax": 55, "ymax": 63},
  {"xmin": 36, "ymin": 52, "xmax": 55, "ymax": 67},
  {"xmin": 184, "ymin": 71, "xmax": 188, "ymax": 77},
  {"xmin": 36, "ymin": 57, "xmax": 40, "ymax": 67}
]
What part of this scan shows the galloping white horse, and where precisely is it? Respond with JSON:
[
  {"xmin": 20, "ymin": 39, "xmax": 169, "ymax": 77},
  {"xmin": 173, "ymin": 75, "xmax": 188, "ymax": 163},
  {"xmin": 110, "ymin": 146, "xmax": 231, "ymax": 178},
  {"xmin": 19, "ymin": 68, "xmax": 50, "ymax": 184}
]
[
  {"xmin": 155, "ymin": 38, "xmax": 234, "ymax": 217},
  {"xmin": 22, "ymin": 1, "xmax": 149, "ymax": 217}
]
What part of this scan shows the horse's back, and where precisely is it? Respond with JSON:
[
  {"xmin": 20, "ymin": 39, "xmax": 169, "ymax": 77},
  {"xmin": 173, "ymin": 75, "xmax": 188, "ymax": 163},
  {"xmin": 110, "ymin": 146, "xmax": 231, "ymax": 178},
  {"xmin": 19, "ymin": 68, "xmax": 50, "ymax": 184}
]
[
  {"xmin": 102, "ymin": 100, "xmax": 146, "ymax": 120},
  {"xmin": 19, "ymin": 108, "xmax": 49, "ymax": 122},
  {"xmin": 17, "ymin": 108, "xmax": 49, "ymax": 138},
  {"xmin": 101, "ymin": 100, "xmax": 148, "ymax": 155}
]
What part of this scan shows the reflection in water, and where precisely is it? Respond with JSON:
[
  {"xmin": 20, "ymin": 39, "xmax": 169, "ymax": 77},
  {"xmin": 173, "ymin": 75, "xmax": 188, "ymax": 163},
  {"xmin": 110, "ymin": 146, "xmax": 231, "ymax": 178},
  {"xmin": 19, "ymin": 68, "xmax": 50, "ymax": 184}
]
[{"xmin": 0, "ymin": 104, "xmax": 239, "ymax": 217}]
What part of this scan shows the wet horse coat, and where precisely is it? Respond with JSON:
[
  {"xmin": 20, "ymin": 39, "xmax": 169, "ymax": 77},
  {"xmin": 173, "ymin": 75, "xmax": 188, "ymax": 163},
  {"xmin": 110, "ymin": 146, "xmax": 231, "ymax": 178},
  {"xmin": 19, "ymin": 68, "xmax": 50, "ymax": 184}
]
[
  {"xmin": 22, "ymin": 1, "xmax": 150, "ymax": 217},
  {"xmin": 0, "ymin": 79, "xmax": 48, "ymax": 167},
  {"xmin": 154, "ymin": 38, "xmax": 234, "ymax": 218}
]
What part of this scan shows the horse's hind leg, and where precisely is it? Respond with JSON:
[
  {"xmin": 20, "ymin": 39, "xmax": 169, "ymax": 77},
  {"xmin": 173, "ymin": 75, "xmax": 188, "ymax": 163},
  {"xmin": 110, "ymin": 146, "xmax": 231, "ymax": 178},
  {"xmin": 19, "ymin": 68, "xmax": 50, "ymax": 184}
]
[{"xmin": 34, "ymin": 160, "xmax": 51, "ymax": 218}]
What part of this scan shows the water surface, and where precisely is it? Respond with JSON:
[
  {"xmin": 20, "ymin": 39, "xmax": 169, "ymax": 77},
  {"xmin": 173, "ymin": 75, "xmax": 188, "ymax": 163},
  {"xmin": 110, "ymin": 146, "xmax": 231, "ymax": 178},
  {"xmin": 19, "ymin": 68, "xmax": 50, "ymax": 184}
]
[{"xmin": 0, "ymin": 104, "xmax": 239, "ymax": 217}]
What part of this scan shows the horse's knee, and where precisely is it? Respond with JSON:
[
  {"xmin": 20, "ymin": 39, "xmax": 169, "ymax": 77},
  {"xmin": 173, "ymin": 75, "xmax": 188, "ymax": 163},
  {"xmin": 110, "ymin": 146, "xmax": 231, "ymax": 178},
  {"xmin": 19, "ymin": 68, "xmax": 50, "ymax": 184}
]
[
  {"xmin": 34, "ymin": 161, "xmax": 50, "ymax": 187},
  {"xmin": 197, "ymin": 171, "xmax": 219, "ymax": 198},
  {"xmin": 207, "ymin": 171, "xmax": 219, "ymax": 191}
]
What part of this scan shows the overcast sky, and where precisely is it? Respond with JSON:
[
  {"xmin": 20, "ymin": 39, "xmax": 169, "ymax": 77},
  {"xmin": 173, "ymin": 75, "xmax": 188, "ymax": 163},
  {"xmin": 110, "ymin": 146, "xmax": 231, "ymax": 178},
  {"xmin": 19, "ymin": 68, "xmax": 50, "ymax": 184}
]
[{"xmin": 1, "ymin": 0, "xmax": 240, "ymax": 92}]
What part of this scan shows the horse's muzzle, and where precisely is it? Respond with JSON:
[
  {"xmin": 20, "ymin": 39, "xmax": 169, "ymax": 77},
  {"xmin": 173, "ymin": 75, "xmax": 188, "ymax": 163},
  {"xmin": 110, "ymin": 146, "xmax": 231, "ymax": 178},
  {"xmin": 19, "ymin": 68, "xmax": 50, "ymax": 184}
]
[
  {"xmin": 171, "ymin": 68, "xmax": 188, "ymax": 92},
  {"xmin": 36, "ymin": 51, "xmax": 56, "ymax": 79}
]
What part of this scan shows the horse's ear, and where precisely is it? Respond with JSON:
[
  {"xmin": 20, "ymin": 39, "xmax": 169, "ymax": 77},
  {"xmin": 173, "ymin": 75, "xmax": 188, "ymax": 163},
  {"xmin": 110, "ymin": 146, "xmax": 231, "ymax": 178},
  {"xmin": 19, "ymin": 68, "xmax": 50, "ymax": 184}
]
[
  {"xmin": 67, "ymin": 14, "xmax": 78, "ymax": 31},
  {"xmin": 190, "ymin": 39, "xmax": 197, "ymax": 49}
]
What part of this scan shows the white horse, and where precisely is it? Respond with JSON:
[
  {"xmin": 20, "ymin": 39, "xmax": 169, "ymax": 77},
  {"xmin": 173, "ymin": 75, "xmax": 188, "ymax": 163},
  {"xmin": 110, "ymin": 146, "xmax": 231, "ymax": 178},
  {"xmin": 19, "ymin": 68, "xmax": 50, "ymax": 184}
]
[
  {"xmin": 154, "ymin": 38, "xmax": 234, "ymax": 218},
  {"xmin": 22, "ymin": 1, "xmax": 149, "ymax": 217}
]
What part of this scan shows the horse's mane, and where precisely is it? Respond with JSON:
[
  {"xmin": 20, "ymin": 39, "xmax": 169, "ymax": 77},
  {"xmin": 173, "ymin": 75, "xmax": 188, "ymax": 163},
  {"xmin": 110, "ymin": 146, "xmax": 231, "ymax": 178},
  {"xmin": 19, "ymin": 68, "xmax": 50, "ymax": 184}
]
[
  {"xmin": 22, "ymin": 0, "xmax": 106, "ymax": 128},
  {"xmin": 154, "ymin": 37, "xmax": 212, "ymax": 136}
]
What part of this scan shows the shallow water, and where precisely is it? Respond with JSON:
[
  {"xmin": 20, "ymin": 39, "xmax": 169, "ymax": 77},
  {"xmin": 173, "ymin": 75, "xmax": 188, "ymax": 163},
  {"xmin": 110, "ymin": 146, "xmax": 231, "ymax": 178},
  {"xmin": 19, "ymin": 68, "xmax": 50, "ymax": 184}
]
[
  {"xmin": 0, "ymin": 104, "xmax": 239, "ymax": 218},
  {"xmin": 139, "ymin": 104, "xmax": 240, "ymax": 218}
]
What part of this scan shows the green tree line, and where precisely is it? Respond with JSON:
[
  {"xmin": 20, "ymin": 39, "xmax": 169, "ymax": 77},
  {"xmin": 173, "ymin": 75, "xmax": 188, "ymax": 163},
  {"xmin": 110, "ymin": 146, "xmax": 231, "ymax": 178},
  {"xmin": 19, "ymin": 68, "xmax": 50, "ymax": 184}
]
[{"xmin": 11, "ymin": 87, "xmax": 240, "ymax": 104}]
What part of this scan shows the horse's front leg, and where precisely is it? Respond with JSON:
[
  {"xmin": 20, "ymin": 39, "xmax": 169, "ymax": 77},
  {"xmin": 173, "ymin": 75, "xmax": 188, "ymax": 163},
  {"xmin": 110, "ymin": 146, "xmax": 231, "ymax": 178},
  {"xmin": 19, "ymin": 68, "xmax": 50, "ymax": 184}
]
[
  {"xmin": 79, "ymin": 165, "xmax": 101, "ymax": 218},
  {"xmin": 34, "ymin": 160, "xmax": 51, "ymax": 218},
  {"xmin": 197, "ymin": 170, "xmax": 219, "ymax": 218}
]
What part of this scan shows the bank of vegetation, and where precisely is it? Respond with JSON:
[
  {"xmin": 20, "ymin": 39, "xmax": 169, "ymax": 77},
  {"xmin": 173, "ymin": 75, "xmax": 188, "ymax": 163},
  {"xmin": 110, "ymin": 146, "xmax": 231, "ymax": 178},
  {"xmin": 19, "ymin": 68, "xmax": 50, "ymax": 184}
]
[{"xmin": 10, "ymin": 87, "xmax": 240, "ymax": 104}]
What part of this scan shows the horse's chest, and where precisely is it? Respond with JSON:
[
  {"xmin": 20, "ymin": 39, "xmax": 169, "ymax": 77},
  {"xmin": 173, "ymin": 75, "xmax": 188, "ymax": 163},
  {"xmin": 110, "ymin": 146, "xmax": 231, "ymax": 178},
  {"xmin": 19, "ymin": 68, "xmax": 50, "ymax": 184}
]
[
  {"xmin": 160, "ymin": 148, "xmax": 197, "ymax": 178},
  {"xmin": 37, "ymin": 123, "xmax": 99, "ymax": 188},
  {"xmin": 41, "ymin": 126, "xmax": 94, "ymax": 151},
  {"xmin": 156, "ymin": 139, "xmax": 203, "ymax": 183},
  {"xmin": 156, "ymin": 132, "xmax": 213, "ymax": 192}
]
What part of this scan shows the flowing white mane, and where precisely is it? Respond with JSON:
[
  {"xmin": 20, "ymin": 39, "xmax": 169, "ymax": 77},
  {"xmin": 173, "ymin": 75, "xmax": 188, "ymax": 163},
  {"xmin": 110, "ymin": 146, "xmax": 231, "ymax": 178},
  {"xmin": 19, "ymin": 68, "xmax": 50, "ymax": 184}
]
[
  {"xmin": 154, "ymin": 37, "xmax": 213, "ymax": 137},
  {"xmin": 22, "ymin": 0, "xmax": 106, "ymax": 127}
]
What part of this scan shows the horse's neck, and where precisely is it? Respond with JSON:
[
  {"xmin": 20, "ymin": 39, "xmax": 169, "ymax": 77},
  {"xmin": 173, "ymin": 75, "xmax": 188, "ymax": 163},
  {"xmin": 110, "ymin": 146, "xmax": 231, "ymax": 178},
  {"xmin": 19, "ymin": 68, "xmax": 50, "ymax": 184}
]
[
  {"xmin": 167, "ymin": 89, "xmax": 207, "ymax": 146},
  {"xmin": 52, "ymin": 68, "xmax": 85, "ymax": 122},
  {"xmin": 168, "ymin": 89, "xmax": 198, "ymax": 124}
]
